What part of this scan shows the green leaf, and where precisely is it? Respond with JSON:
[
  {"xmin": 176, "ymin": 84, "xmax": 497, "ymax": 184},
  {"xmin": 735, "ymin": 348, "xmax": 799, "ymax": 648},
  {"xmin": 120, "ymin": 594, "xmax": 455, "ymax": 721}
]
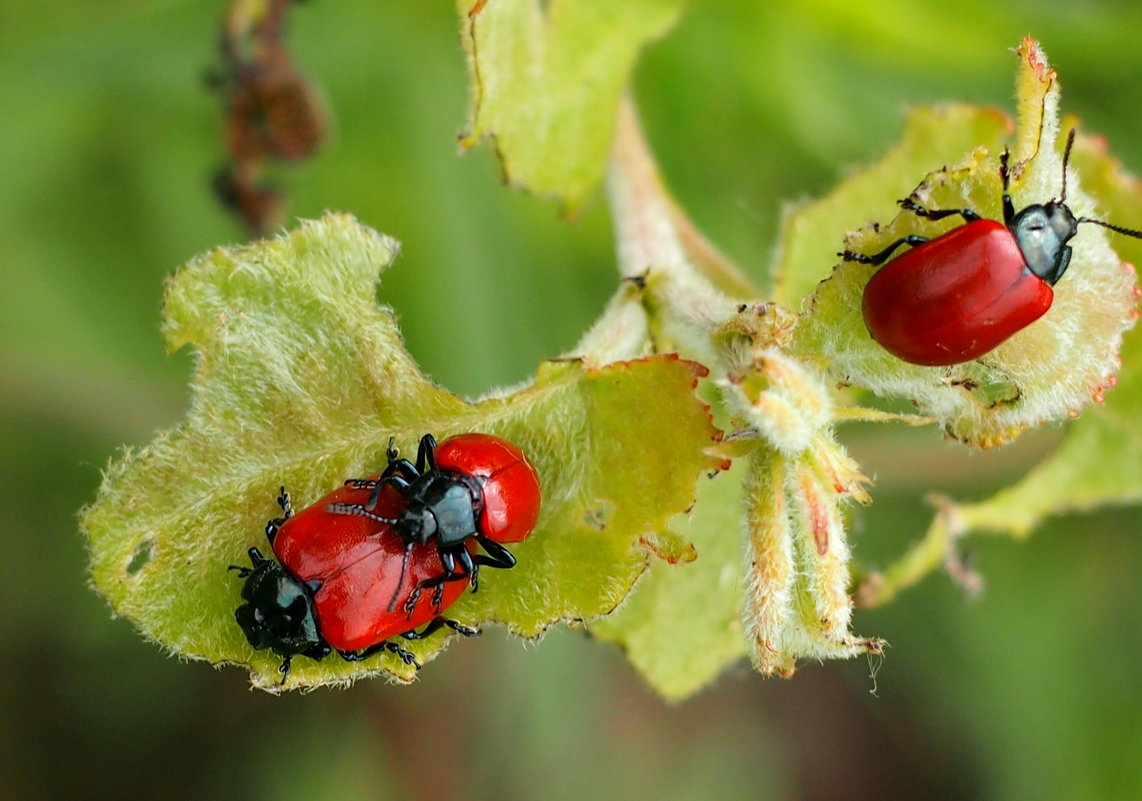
[
  {"xmin": 590, "ymin": 460, "xmax": 746, "ymax": 701},
  {"xmin": 81, "ymin": 214, "xmax": 724, "ymax": 691},
  {"xmin": 458, "ymin": 0, "xmax": 685, "ymax": 212}
]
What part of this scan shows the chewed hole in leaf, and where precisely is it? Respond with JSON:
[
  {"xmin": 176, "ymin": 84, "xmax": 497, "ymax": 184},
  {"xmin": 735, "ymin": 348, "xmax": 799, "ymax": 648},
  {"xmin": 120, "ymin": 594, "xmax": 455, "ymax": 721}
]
[{"xmin": 126, "ymin": 537, "xmax": 155, "ymax": 575}]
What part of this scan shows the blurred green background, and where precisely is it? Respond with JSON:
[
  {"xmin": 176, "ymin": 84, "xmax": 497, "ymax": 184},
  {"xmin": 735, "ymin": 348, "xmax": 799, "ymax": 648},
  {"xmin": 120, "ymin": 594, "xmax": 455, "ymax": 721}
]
[{"xmin": 4, "ymin": 1, "xmax": 1142, "ymax": 799}]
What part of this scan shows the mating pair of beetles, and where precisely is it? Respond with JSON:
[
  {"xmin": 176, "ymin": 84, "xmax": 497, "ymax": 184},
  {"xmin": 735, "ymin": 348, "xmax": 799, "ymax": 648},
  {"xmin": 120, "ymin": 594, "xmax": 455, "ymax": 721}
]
[{"xmin": 231, "ymin": 433, "xmax": 541, "ymax": 681}]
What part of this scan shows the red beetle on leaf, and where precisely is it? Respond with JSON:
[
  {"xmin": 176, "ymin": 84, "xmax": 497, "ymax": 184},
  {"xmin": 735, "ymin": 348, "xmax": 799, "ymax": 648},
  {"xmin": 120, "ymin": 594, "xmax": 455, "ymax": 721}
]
[
  {"xmin": 844, "ymin": 130, "xmax": 1142, "ymax": 366},
  {"xmin": 231, "ymin": 433, "xmax": 541, "ymax": 682}
]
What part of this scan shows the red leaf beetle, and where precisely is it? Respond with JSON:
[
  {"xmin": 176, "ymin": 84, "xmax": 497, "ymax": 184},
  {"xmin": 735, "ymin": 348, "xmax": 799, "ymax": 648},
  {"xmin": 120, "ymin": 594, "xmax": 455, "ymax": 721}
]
[
  {"xmin": 231, "ymin": 433, "xmax": 541, "ymax": 681},
  {"xmin": 843, "ymin": 130, "xmax": 1142, "ymax": 366}
]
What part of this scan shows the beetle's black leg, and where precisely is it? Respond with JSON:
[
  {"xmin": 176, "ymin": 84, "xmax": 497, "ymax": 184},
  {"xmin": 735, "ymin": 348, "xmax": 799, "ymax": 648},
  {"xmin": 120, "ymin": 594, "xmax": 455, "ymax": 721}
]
[
  {"xmin": 338, "ymin": 641, "xmax": 420, "ymax": 669},
  {"xmin": 382, "ymin": 458, "xmax": 419, "ymax": 481},
  {"xmin": 276, "ymin": 487, "xmax": 293, "ymax": 516},
  {"xmin": 455, "ymin": 547, "xmax": 478, "ymax": 593},
  {"xmin": 362, "ymin": 473, "xmax": 411, "ymax": 511},
  {"xmin": 404, "ymin": 550, "xmax": 473, "ymax": 616},
  {"xmin": 406, "ymin": 577, "xmax": 449, "ymax": 614},
  {"xmin": 432, "ymin": 546, "xmax": 463, "ymax": 607},
  {"xmin": 438, "ymin": 547, "xmax": 457, "ymax": 575},
  {"xmin": 374, "ymin": 436, "xmax": 424, "ymax": 485},
  {"xmin": 402, "ymin": 587, "xmax": 421, "ymax": 618},
  {"xmin": 407, "ymin": 539, "xmax": 519, "ymax": 611},
  {"xmin": 343, "ymin": 478, "xmax": 377, "ymax": 490},
  {"xmin": 840, "ymin": 194, "xmax": 983, "ymax": 266},
  {"xmin": 229, "ymin": 547, "xmax": 254, "ymax": 577},
  {"xmin": 458, "ymin": 538, "xmax": 521, "ymax": 593},
  {"xmin": 999, "ymin": 148, "xmax": 1015, "ymax": 225},
  {"xmin": 400, "ymin": 617, "xmax": 479, "ymax": 640},
  {"xmin": 402, "ymin": 533, "xmax": 521, "ymax": 618},
  {"xmin": 407, "ymin": 536, "xmax": 516, "ymax": 613},
  {"xmin": 444, "ymin": 619, "xmax": 479, "ymax": 637},
  {"xmin": 381, "ymin": 450, "xmax": 421, "ymax": 482},
  {"xmin": 343, "ymin": 439, "xmax": 421, "ymax": 495},
  {"xmin": 840, "ymin": 236, "xmax": 931, "ymax": 266},
  {"xmin": 303, "ymin": 641, "xmax": 331, "ymax": 660},
  {"xmin": 401, "ymin": 617, "xmax": 447, "ymax": 640},
  {"xmin": 405, "ymin": 547, "xmax": 458, "ymax": 612},
  {"xmin": 264, "ymin": 519, "xmax": 282, "ymax": 544},
  {"xmin": 473, "ymin": 536, "xmax": 517, "ymax": 570},
  {"xmin": 416, "ymin": 434, "xmax": 439, "ymax": 473},
  {"xmin": 264, "ymin": 487, "xmax": 293, "ymax": 544},
  {"xmin": 230, "ymin": 546, "xmax": 272, "ymax": 577},
  {"xmin": 898, "ymin": 197, "xmax": 982, "ymax": 225}
]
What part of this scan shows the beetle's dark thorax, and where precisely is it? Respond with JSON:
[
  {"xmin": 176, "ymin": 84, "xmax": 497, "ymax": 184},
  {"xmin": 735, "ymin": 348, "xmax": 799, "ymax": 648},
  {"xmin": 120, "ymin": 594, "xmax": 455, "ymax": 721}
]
[
  {"xmin": 1009, "ymin": 200, "xmax": 1079, "ymax": 285},
  {"xmin": 396, "ymin": 470, "xmax": 485, "ymax": 548}
]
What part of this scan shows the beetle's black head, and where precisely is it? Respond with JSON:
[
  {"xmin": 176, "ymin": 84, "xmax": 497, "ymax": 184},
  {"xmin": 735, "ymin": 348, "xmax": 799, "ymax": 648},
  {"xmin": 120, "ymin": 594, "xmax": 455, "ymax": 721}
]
[
  {"xmin": 393, "ymin": 503, "xmax": 438, "ymax": 546},
  {"xmin": 232, "ymin": 548, "xmax": 325, "ymax": 660},
  {"xmin": 1011, "ymin": 128, "xmax": 1142, "ymax": 284}
]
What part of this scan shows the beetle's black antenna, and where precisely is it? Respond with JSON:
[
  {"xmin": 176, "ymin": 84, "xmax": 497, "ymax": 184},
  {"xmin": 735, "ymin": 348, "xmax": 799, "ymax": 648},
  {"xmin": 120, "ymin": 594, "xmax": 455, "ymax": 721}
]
[
  {"xmin": 1059, "ymin": 128, "xmax": 1076, "ymax": 203},
  {"xmin": 1056, "ymin": 128, "xmax": 1142, "ymax": 239},
  {"xmin": 1076, "ymin": 217, "xmax": 1142, "ymax": 240},
  {"xmin": 325, "ymin": 503, "xmax": 398, "ymax": 524},
  {"xmin": 388, "ymin": 543, "xmax": 414, "ymax": 613}
]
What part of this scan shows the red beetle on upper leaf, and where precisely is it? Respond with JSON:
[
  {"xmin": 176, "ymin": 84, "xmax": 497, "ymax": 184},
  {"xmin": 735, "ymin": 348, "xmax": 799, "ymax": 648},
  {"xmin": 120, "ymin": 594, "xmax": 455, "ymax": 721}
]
[
  {"xmin": 843, "ymin": 130, "xmax": 1142, "ymax": 366},
  {"xmin": 231, "ymin": 433, "xmax": 541, "ymax": 682}
]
